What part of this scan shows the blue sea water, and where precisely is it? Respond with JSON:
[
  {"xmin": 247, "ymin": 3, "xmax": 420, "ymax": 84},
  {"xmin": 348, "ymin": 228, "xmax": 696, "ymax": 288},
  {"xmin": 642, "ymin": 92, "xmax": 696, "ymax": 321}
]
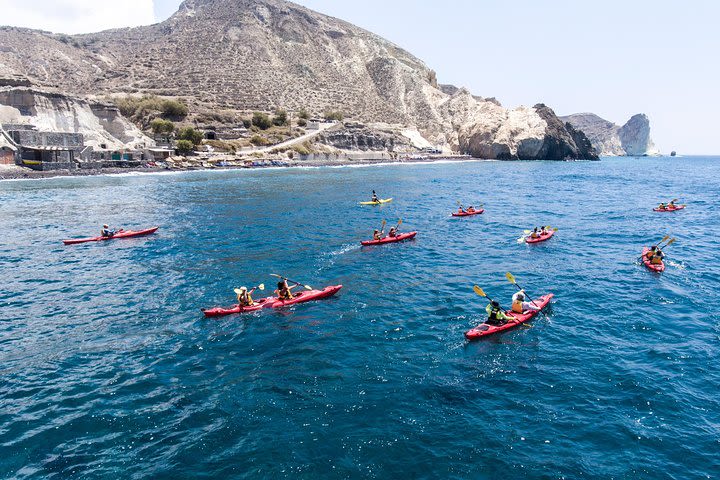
[{"xmin": 1, "ymin": 156, "xmax": 719, "ymax": 479}]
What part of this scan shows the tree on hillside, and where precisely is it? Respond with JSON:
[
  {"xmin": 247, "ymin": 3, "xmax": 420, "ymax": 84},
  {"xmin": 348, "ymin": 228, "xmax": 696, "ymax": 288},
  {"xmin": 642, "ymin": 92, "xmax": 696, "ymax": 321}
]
[
  {"xmin": 252, "ymin": 112, "xmax": 273, "ymax": 130},
  {"xmin": 175, "ymin": 139, "xmax": 195, "ymax": 155},
  {"xmin": 149, "ymin": 118, "xmax": 175, "ymax": 142},
  {"xmin": 177, "ymin": 127, "xmax": 204, "ymax": 145},
  {"xmin": 273, "ymin": 109, "xmax": 288, "ymax": 126}
]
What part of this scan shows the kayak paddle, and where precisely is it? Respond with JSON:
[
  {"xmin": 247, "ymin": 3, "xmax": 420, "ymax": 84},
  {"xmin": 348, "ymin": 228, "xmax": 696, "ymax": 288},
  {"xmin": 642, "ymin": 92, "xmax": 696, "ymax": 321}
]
[
  {"xmin": 270, "ymin": 274, "xmax": 313, "ymax": 291},
  {"xmin": 505, "ymin": 272, "xmax": 549, "ymax": 320},
  {"xmin": 234, "ymin": 283, "xmax": 265, "ymax": 295}
]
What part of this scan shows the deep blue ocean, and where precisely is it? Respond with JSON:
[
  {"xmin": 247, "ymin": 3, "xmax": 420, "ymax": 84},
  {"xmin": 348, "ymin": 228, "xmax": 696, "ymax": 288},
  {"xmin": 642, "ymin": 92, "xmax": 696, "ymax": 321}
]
[{"xmin": 1, "ymin": 156, "xmax": 719, "ymax": 479}]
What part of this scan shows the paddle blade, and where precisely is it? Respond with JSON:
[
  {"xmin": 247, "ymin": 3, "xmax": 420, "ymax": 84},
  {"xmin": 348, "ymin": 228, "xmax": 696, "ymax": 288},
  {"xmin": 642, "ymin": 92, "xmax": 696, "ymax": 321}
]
[
  {"xmin": 397, "ymin": 219, "xmax": 403, "ymax": 227},
  {"xmin": 658, "ymin": 235, "xmax": 669, "ymax": 245},
  {"xmin": 270, "ymin": 273, "xmax": 282, "ymax": 279},
  {"xmin": 473, "ymin": 285, "xmax": 487, "ymax": 297},
  {"xmin": 505, "ymin": 272, "xmax": 516, "ymax": 284},
  {"xmin": 665, "ymin": 238, "xmax": 676, "ymax": 248},
  {"xmin": 258, "ymin": 284, "xmax": 265, "ymax": 291},
  {"xmin": 524, "ymin": 230, "xmax": 532, "ymax": 234},
  {"xmin": 233, "ymin": 288, "xmax": 242, "ymax": 295},
  {"xmin": 303, "ymin": 285, "xmax": 313, "ymax": 291}
]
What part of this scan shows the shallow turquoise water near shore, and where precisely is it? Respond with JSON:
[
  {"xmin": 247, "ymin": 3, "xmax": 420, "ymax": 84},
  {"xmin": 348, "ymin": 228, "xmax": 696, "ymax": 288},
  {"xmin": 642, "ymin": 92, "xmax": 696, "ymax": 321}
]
[{"xmin": 1, "ymin": 157, "xmax": 719, "ymax": 479}]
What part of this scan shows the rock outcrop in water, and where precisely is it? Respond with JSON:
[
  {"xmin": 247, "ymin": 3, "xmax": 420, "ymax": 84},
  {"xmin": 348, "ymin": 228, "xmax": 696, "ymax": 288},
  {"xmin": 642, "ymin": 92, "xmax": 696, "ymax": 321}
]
[
  {"xmin": 560, "ymin": 112, "xmax": 659, "ymax": 156},
  {"xmin": 0, "ymin": 0, "xmax": 601, "ymax": 160}
]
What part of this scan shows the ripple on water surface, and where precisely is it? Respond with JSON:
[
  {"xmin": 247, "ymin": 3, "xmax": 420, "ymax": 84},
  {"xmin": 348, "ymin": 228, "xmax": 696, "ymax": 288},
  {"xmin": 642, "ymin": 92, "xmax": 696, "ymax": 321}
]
[{"xmin": 1, "ymin": 157, "xmax": 719, "ymax": 479}]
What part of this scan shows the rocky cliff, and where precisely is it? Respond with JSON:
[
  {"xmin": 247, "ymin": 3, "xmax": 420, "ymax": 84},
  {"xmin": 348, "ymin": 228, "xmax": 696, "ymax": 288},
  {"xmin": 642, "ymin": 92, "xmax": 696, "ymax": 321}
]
[
  {"xmin": 560, "ymin": 112, "xmax": 658, "ymax": 156},
  {"xmin": 0, "ymin": 87, "xmax": 152, "ymax": 149},
  {"xmin": 0, "ymin": 0, "xmax": 598, "ymax": 160}
]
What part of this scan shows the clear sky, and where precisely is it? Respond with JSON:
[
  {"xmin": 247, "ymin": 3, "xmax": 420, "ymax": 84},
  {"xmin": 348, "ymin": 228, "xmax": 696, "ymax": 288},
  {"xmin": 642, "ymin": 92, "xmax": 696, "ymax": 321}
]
[{"xmin": 1, "ymin": 0, "xmax": 718, "ymax": 154}]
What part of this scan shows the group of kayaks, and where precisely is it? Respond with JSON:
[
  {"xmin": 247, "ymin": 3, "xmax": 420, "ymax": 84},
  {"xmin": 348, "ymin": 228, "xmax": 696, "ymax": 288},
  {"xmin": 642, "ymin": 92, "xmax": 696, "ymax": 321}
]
[
  {"xmin": 59, "ymin": 194, "xmax": 686, "ymax": 340},
  {"xmin": 640, "ymin": 200, "xmax": 686, "ymax": 273}
]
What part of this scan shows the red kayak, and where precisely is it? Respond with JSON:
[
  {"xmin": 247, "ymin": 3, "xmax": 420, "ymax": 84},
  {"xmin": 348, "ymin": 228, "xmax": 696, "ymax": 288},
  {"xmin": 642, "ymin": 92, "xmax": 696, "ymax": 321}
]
[
  {"xmin": 361, "ymin": 231, "xmax": 417, "ymax": 246},
  {"xmin": 526, "ymin": 230, "xmax": 554, "ymax": 244},
  {"xmin": 641, "ymin": 247, "xmax": 665, "ymax": 272},
  {"xmin": 653, "ymin": 205, "xmax": 685, "ymax": 212},
  {"xmin": 202, "ymin": 285, "xmax": 343, "ymax": 317},
  {"xmin": 452, "ymin": 209, "xmax": 485, "ymax": 217},
  {"xmin": 465, "ymin": 294, "xmax": 554, "ymax": 340},
  {"xmin": 63, "ymin": 227, "xmax": 159, "ymax": 245}
]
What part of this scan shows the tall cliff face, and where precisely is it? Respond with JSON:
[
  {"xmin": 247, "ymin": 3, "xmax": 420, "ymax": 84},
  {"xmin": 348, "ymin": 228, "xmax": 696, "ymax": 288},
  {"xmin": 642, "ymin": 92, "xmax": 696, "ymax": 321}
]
[
  {"xmin": 0, "ymin": 0, "xmax": 597, "ymax": 159},
  {"xmin": 560, "ymin": 112, "xmax": 658, "ymax": 156},
  {"xmin": 0, "ymin": 87, "xmax": 152, "ymax": 149}
]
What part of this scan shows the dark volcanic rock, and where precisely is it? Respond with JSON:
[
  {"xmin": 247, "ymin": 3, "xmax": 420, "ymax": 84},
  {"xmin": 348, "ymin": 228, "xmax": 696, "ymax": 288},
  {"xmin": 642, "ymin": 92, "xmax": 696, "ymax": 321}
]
[{"xmin": 532, "ymin": 104, "xmax": 598, "ymax": 160}]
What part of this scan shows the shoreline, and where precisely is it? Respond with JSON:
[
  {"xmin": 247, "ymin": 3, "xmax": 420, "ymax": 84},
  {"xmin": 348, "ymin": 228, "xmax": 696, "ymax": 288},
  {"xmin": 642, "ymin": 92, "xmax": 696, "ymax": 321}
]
[{"xmin": 0, "ymin": 155, "xmax": 481, "ymax": 181}]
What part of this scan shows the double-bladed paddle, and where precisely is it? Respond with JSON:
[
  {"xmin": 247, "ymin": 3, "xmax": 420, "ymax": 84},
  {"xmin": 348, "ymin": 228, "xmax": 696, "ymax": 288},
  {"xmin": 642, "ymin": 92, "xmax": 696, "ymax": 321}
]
[
  {"xmin": 270, "ymin": 274, "xmax": 313, "ymax": 291},
  {"xmin": 473, "ymin": 285, "xmax": 530, "ymax": 327},
  {"xmin": 505, "ymin": 272, "xmax": 549, "ymax": 320}
]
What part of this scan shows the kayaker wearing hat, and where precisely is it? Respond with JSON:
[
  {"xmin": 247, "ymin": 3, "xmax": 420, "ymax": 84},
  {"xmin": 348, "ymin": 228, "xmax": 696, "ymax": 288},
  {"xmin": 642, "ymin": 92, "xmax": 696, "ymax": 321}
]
[
  {"xmin": 645, "ymin": 245, "xmax": 665, "ymax": 265},
  {"xmin": 373, "ymin": 228, "xmax": 384, "ymax": 241},
  {"xmin": 485, "ymin": 301, "xmax": 514, "ymax": 326},
  {"xmin": 275, "ymin": 279, "xmax": 295, "ymax": 300},
  {"xmin": 100, "ymin": 224, "xmax": 115, "ymax": 238},
  {"xmin": 235, "ymin": 286, "xmax": 255, "ymax": 307},
  {"xmin": 511, "ymin": 290, "xmax": 540, "ymax": 313},
  {"xmin": 388, "ymin": 226, "xmax": 398, "ymax": 238}
]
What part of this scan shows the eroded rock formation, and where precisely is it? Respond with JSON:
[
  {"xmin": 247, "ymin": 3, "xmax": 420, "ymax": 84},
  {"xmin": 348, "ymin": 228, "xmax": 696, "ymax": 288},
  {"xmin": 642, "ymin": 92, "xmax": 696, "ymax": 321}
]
[{"xmin": 560, "ymin": 112, "xmax": 658, "ymax": 156}]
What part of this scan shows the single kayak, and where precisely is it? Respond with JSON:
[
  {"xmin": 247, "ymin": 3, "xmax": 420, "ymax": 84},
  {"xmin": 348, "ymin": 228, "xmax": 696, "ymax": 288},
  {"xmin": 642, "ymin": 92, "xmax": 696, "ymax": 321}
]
[
  {"xmin": 653, "ymin": 205, "xmax": 685, "ymax": 212},
  {"xmin": 360, "ymin": 198, "xmax": 393, "ymax": 205},
  {"xmin": 465, "ymin": 294, "xmax": 554, "ymax": 340},
  {"xmin": 202, "ymin": 285, "xmax": 343, "ymax": 317},
  {"xmin": 641, "ymin": 247, "xmax": 665, "ymax": 272},
  {"xmin": 63, "ymin": 227, "xmax": 159, "ymax": 245},
  {"xmin": 361, "ymin": 231, "xmax": 417, "ymax": 246},
  {"xmin": 452, "ymin": 209, "xmax": 485, "ymax": 217},
  {"xmin": 526, "ymin": 230, "xmax": 554, "ymax": 244}
]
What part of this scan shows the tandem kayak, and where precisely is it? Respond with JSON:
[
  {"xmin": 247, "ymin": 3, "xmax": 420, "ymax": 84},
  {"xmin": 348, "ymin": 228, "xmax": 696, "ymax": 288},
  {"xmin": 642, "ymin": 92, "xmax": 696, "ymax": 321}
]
[
  {"xmin": 641, "ymin": 247, "xmax": 665, "ymax": 272},
  {"xmin": 465, "ymin": 294, "xmax": 554, "ymax": 340},
  {"xmin": 63, "ymin": 227, "xmax": 159, "ymax": 245},
  {"xmin": 653, "ymin": 205, "xmax": 685, "ymax": 212},
  {"xmin": 360, "ymin": 198, "xmax": 393, "ymax": 205},
  {"xmin": 202, "ymin": 285, "xmax": 343, "ymax": 317},
  {"xmin": 452, "ymin": 209, "xmax": 485, "ymax": 217},
  {"xmin": 526, "ymin": 230, "xmax": 554, "ymax": 244},
  {"xmin": 361, "ymin": 231, "xmax": 417, "ymax": 246}
]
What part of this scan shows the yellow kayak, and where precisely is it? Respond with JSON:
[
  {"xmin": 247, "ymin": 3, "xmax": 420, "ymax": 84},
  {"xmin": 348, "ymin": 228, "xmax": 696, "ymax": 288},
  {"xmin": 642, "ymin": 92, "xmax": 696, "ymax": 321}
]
[{"xmin": 360, "ymin": 198, "xmax": 393, "ymax": 205}]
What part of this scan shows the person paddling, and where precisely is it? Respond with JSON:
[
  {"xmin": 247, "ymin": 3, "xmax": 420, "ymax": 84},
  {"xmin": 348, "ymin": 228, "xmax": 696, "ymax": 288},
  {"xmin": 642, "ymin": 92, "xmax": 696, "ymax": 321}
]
[
  {"xmin": 541, "ymin": 225, "xmax": 552, "ymax": 235},
  {"xmin": 511, "ymin": 290, "xmax": 540, "ymax": 313},
  {"xmin": 101, "ymin": 224, "xmax": 115, "ymax": 238},
  {"xmin": 658, "ymin": 202, "xmax": 667, "ymax": 211},
  {"xmin": 373, "ymin": 228, "xmax": 384, "ymax": 241},
  {"xmin": 645, "ymin": 245, "xmax": 665, "ymax": 265},
  {"xmin": 668, "ymin": 200, "xmax": 677, "ymax": 208},
  {"xmin": 388, "ymin": 226, "xmax": 398, "ymax": 238},
  {"xmin": 529, "ymin": 227, "xmax": 540, "ymax": 239},
  {"xmin": 371, "ymin": 190, "xmax": 379, "ymax": 203},
  {"xmin": 467, "ymin": 205, "xmax": 476, "ymax": 213},
  {"xmin": 485, "ymin": 301, "xmax": 514, "ymax": 326},
  {"xmin": 275, "ymin": 279, "xmax": 295, "ymax": 300},
  {"xmin": 235, "ymin": 286, "xmax": 256, "ymax": 307}
]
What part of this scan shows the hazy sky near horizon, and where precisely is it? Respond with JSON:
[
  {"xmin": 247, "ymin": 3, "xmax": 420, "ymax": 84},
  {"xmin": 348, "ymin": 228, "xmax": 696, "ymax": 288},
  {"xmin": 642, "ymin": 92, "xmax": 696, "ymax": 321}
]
[{"xmin": 1, "ymin": 0, "xmax": 718, "ymax": 154}]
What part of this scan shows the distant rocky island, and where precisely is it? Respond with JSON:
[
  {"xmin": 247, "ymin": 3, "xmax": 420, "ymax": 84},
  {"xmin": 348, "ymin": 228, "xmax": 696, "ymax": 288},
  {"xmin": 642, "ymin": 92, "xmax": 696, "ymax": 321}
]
[{"xmin": 0, "ymin": 0, "xmax": 658, "ymax": 175}]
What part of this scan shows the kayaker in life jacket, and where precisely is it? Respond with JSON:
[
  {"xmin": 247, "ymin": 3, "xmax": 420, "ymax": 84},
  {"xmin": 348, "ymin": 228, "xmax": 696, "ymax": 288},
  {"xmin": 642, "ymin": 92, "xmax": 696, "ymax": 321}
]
[
  {"xmin": 541, "ymin": 226, "xmax": 551, "ymax": 235},
  {"xmin": 101, "ymin": 224, "xmax": 115, "ymax": 238},
  {"xmin": 485, "ymin": 301, "xmax": 513, "ymax": 326},
  {"xmin": 388, "ymin": 226, "xmax": 398, "ymax": 238},
  {"xmin": 658, "ymin": 203, "xmax": 667, "ymax": 210},
  {"xmin": 371, "ymin": 190, "xmax": 379, "ymax": 203},
  {"xmin": 373, "ymin": 229, "xmax": 384, "ymax": 241},
  {"xmin": 649, "ymin": 246, "xmax": 665, "ymax": 265},
  {"xmin": 529, "ymin": 227, "xmax": 540, "ymax": 239},
  {"xmin": 458, "ymin": 206, "xmax": 465, "ymax": 214},
  {"xmin": 668, "ymin": 200, "xmax": 676, "ymax": 208},
  {"xmin": 511, "ymin": 291, "xmax": 540, "ymax": 313},
  {"xmin": 275, "ymin": 280, "xmax": 295, "ymax": 300},
  {"xmin": 467, "ymin": 205, "xmax": 476, "ymax": 213},
  {"xmin": 235, "ymin": 286, "xmax": 255, "ymax": 307}
]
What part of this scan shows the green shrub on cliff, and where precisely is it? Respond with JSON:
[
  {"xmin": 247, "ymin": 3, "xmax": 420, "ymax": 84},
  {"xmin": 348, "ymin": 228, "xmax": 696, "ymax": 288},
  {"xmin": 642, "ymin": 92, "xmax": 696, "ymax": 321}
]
[
  {"xmin": 149, "ymin": 118, "xmax": 174, "ymax": 140},
  {"xmin": 177, "ymin": 127, "xmax": 204, "ymax": 145},
  {"xmin": 114, "ymin": 95, "xmax": 188, "ymax": 121},
  {"xmin": 250, "ymin": 135, "xmax": 269, "ymax": 146},
  {"xmin": 175, "ymin": 140, "xmax": 194, "ymax": 155},
  {"xmin": 273, "ymin": 109, "xmax": 288, "ymax": 126},
  {"xmin": 252, "ymin": 112, "xmax": 273, "ymax": 130},
  {"xmin": 324, "ymin": 110, "xmax": 344, "ymax": 121}
]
